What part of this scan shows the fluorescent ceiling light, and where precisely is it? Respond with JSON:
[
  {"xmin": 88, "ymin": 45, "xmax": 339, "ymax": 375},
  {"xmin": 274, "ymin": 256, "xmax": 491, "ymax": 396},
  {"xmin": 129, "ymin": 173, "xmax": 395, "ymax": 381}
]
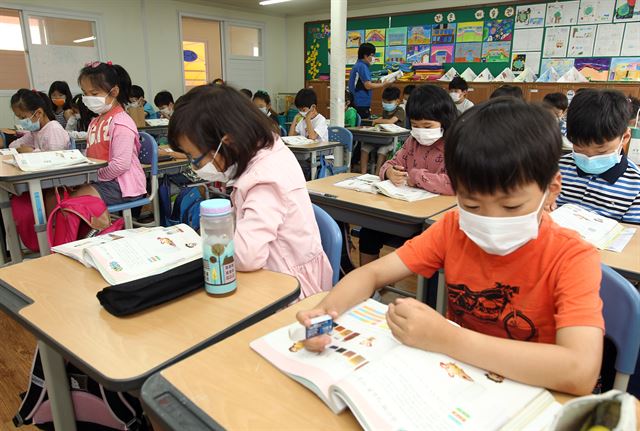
[
  {"xmin": 73, "ymin": 36, "xmax": 96, "ymax": 43},
  {"xmin": 259, "ymin": 0, "xmax": 291, "ymax": 5}
]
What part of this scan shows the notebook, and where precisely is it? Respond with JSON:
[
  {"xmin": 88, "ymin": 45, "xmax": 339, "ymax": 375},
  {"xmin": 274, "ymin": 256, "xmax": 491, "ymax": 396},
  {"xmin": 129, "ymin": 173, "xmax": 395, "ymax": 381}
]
[{"xmin": 335, "ymin": 174, "xmax": 438, "ymax": 202}]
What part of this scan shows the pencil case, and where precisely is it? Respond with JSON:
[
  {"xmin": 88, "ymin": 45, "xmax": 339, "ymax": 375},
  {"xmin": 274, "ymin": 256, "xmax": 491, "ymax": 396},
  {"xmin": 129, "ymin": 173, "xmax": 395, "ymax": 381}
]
[{"xmin": 549, "ymin": 390, "xmax": 637, "ymax": 431}]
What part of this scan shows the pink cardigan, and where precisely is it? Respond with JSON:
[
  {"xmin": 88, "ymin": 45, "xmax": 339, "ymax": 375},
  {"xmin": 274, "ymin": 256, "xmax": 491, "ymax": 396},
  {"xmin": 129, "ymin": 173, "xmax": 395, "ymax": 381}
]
[
  {"xmin": 231, "ymin": 137, "xmax": 333, "ymax": 299},
  {"xmin": 379, "ymin": 136, "xmax": 454, "ymax": 195},
  {"xmin": 10, "ymin": 120, "xmax": 70, "ymax": 152}
]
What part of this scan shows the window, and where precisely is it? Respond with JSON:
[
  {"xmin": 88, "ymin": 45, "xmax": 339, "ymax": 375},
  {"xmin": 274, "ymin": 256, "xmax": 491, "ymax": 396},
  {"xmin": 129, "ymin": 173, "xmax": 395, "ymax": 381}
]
[
  {"xmin": 28, "ymin": 15, "xmax": 96, "ymax": 47},
  {"xmin": 228, "ymin": 25, "xmax": 261, "ymax": 57},
  {"xmin": 183, "ymin": 41, "xmax": 208, "ymax": 87},
  {"xmin": 0, "ymin": 8, "xmax": 30, "ymax": 90}
]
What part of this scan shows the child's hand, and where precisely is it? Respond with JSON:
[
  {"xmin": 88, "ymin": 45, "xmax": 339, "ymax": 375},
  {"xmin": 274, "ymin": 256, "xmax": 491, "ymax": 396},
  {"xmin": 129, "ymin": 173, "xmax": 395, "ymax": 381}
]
[
  {"xmin": 16, "ymin": 146, "xmax": 34, "ymax": 154},
  {"xmin": 372, "ymin": 118, "xmax": 381, "ymax": 125},
  {"xmin": 307, "ymin": 105, "xmax": 318, "ymax": 120},
  {"xmin": 296, "ymin": 308, "xmax": 339, "ymax": 352},
  {"xmin": 386, "ymin": 298, "xmax": 452, "ymax": 352},
  {"xmin": 386, "ymin": 165, "xmax": 408, "ymax": 185}
]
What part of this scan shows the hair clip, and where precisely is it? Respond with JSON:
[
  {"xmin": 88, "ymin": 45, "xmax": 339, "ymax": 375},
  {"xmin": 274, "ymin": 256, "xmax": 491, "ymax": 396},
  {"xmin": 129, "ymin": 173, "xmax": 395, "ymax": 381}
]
[
  {"xmin": 106, "ymin": 61, "xmax": 112, "ymax": 66},
  {"xmin": 32, "ymin": 88, "xmax": 38, "ymax": 92},
  {"xmin": 85, "ymin": 61, "xmax": 101, "ymax": 68}
]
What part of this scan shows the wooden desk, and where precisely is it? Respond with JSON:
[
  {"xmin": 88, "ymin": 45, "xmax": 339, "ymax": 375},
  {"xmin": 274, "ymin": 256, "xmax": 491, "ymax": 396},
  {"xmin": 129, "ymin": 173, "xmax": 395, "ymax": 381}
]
[
  {"xmin": 0, "ymin": 156, "xmax": 107, "ymax": 261},
  {"xmin": 141, "ymin": 293, "xmax": 572, "ymax": 431},
  {"xmin": 600, "ymin": 223, "xmax": 640, "ymax": 280},
  {"xmin": 286, "ymin": 141, "xmax": 342, "ymax": 179},
  {"xmin": 347, "ymin": 126, "xmax": 410, "ymax": 148},
  {"xmin": 0, "ymin": 254, "xmax": 300, "ymax": 431}
]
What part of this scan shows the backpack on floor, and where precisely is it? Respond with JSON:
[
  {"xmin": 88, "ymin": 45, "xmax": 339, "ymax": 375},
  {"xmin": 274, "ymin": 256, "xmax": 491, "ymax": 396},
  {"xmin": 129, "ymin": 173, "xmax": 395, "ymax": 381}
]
[
  {"xmin": 14, "ymin": 346, "xmax": 146, "ymax": 430},
  {"xmin": 167, "ymin": 187, "xmax": 202, "ymax": 231}
]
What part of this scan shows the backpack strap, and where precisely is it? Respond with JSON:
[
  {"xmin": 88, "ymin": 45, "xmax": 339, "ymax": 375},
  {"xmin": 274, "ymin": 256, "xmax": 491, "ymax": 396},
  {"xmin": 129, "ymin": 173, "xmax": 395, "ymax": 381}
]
[
  {"xmin": 13, "ymin": 346, "xmax": 47, "ymax": 426},
  {"xmin": 99, "ymin": 386, "xmax": 142, "ymax": 431}
]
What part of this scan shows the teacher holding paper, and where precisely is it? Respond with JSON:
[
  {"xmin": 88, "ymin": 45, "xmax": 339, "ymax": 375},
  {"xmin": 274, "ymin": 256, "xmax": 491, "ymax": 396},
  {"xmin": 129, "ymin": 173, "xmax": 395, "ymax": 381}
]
[{"xmin": 348, "ymin": 43, "xmax": 392, "ymax": 119}]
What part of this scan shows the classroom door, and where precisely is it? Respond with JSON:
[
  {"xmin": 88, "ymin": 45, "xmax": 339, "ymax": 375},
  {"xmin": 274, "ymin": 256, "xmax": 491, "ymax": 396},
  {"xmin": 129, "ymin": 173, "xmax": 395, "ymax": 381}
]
[
  {"xmin": 224, "ymin": 22, "xmax": 265, "ymax": 92},
  {"xmin": 181, "ymin": 16, "xmax": 223, "ymax": 90}
]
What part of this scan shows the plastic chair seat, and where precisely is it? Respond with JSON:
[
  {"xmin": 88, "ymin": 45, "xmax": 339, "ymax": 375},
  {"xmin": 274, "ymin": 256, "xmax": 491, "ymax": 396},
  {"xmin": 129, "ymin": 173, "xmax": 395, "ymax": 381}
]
[{"xmin": 108, "ymin": 197, "xmax": 151, "ymax": 213}]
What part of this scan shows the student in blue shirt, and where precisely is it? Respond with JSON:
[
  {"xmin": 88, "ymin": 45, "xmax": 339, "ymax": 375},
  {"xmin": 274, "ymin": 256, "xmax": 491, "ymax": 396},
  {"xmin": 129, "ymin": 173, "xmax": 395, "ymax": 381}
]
[
  {"xmin": 348, "ymin": 43, "xmax": 391, "ymax": 119},
  {"xmin": 129, "ymin": 85, "xmax": 158, "ymax": 119}
]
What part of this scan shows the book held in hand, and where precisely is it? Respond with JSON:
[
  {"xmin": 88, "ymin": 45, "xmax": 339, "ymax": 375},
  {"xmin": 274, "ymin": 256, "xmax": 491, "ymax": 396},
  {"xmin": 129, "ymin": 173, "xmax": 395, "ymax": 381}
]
[
  {"xmin": 334, "ymin": 174, "xmax": 438, "ymax": 202},
  {"xmin": 251, "ymin": 299, "xmax": 559, "ymax": 431},
  {"xmin": 52, "ymin": 224, "xmax": 202, "ymax": 285}
]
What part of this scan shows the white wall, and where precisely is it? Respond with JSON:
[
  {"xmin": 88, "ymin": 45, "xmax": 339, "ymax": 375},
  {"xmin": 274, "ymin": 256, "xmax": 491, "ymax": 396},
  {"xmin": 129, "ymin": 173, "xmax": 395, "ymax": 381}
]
[{"xmin": 0, "ymin": 0, "xmax": 287, "ymax": 126}]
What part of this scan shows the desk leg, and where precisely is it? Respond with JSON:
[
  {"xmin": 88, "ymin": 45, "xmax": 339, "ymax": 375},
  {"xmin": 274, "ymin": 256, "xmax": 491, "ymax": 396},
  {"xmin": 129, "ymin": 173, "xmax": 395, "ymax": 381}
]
[
  {"xmin": 39, "ymin": 341, "xmax": 77, "ymax": 431},
  {"xmin": 310, "ymin": 150, "xmax": 318, "ymax": 180},
  {"xmin": 27, "ymin": 180, "xmax": 50, "ymax": 255},
  {"xmin": 0, "ymin": 189, "xmax": 22, "ymax": 264}
]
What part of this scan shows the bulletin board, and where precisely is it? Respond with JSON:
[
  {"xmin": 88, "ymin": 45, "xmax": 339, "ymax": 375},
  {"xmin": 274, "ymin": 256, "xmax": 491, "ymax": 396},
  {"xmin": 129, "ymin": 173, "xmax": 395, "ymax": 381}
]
[{"xmin": 304, "ymin": 0, "xmax": 640, "ymax": 82}]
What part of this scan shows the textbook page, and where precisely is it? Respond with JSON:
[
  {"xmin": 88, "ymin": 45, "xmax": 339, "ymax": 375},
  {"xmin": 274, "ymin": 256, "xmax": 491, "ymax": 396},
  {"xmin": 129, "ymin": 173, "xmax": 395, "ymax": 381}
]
[
  {"xmin": 378, "ymin": 124, "xmax": 410, "ymax": 133},
  {"xmin": 550, "ymin": 204, "xmax": 625, "ymax": 249},
  {"xmin": 375, "ymin": 180, "xmax": 439, "ymax": 202},
  {"xmin": 83, "ymin": 224, "xmax": 201, "ymax": 285},
  {"xmin": 334, "ymin": 174, "xmax": 381, "ymax": 194},
  {"xmin": 281, "ymin": 136, "xmax": 316, "ymax": 146},
  {"xmin": 0, "ymin": 148, "xmax": 18, "ymax": 156},
  {"xmin": 9, "ymin": 149, "xmax": 93, "ymax": 172},
  {"xmin": 145, "ymin": 118, "xmax": 169, "ymax": 126}
]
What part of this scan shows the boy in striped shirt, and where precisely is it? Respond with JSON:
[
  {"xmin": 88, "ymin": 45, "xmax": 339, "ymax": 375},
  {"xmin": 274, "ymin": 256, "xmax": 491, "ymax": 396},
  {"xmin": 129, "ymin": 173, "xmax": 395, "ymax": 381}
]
[{"xmin": 556, "ymin": 90, "xmax": 640, "ymax": 224}]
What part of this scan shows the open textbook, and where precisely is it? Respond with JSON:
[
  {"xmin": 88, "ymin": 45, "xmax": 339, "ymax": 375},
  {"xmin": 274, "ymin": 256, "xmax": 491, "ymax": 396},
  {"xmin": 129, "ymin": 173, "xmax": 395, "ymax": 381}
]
[
  {"xmin": 145, "ymin": 118, "xmax": 169, "ymax": 127},
  {"xmin": 335, "ymin": 174, "xmax": 438, "ymax": 202},
  {"xmin": 251, "ymin": 299, "xmax": 558, "ymax": 431},
  {"xmin": 52, "ymin": 224, "xmax": 201, "ymax": 285},
  {"xmin": 551, "ymin": 204, "xmax": 636, "ymax": 252},
  {"xmin": 281, "ymin": 136, "xmax": 317, "ymax": 146},
  {"xmin": 4, "ymin": 149, "xmax": 94, "ymax": 172}
]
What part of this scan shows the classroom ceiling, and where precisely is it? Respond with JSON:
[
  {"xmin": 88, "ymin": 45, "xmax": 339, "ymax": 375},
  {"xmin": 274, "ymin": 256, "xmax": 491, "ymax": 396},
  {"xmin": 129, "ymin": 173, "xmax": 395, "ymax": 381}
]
[{"xmin": 197, "ymin": 0, "xmax": 432, "ymax": 17}]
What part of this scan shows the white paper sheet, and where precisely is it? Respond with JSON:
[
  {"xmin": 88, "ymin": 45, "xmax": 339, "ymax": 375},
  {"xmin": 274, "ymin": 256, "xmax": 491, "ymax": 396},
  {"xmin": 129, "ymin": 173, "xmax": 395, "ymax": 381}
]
[
  {"xmin": 578, "ymin": 0, "xmax": 616, "ymax": 24},
  {"xmin": 543, "ymin": 27, "xmax": 571, "ymax": 57},
  {"xmin": 594, "ymin": 23, "xmax": 625, "ymax": 55},
  {"xmin": 568, "ymin": 25, "xmax": 597, "ymax": 57},
  {"xmin": 515, "ymin": 4, "xmax": 547, "ymax": 28},
  {"xmin": 546, "ymin": 1, "xmax": 580, "ymax": 26},
  {"xmin": 513, "ymin": 28, "xmax": 545, "ymax": 51},
  {"xmin": 606, "ymin": 227, "xmax": 637, "ymax": 252},
  {"xmin": 622, "ymin": 22, "xmax": 640, "ymax": 55}
]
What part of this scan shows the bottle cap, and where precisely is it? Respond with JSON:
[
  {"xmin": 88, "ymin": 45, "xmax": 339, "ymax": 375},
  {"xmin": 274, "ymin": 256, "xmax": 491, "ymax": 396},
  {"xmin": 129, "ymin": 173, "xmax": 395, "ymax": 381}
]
[{"xmin": 200, "ymin": 198, "xmax": 232, "ymax": 216}]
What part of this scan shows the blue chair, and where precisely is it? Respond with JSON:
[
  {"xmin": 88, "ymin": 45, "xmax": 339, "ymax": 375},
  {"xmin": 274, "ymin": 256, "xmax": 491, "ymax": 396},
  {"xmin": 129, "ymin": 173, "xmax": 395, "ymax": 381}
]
[
  {"xmin": 107, "ymin": 131, "xmax": 159, "ymax": 229},
  {"xmin": 68, "ymin": 135, "xmax": 76, "ymax": 150},
  {"xmin": 600, "ymin": 264, "xmax": 640, "ymax": 390},
  {"xmin": 279, "ymin": 125, "xmax": 287, "ymax": 137},
  {"xmin": 313, "ymin": 204, "xmax": 342, "ymax": 286},
  {"xmin": 328, "ymin": 126, "xmax": 353, "ymax": 174},
  {"xmin": 286, "ymin": 107, "xmax": 299, "ymax": 123},
  {"xmin": 356, "ymin": 113, "xmax": 362, "ymax": 127}
]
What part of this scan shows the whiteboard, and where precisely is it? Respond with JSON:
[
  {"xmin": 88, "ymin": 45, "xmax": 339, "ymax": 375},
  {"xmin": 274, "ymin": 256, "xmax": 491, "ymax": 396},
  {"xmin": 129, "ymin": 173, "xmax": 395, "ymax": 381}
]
[{"xmin": 28, "ymin": 45, "xmax": 98, "ymax": 94}]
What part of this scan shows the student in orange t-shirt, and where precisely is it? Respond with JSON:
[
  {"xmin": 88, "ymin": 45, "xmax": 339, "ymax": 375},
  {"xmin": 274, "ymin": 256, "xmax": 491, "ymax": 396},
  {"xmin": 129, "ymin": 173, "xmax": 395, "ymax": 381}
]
[{"xmin": 297, "ymin": 98, "xmax": 605, "ymax": 396}]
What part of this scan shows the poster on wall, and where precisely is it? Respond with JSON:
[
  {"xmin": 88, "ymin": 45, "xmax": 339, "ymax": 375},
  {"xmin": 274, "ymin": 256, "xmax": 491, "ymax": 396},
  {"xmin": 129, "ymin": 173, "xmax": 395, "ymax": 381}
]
[
  {"xmin": 540, "ymin": 58, "xmax": 576, "ymax": 75},
  {"xmin": 483, "ymin": 19, "xmax": 515, "ymax": 41},
  {"xmin": 431, "ymin": 24, "xmax": 457, "ymax": 44},
  {"xmin": 609, "ymin": 57, "xmax": 640, "ymax": 80},
  {"xmin": 372, "ymin": 48, "xmax": 385, "ymax": 64},
  {"xmin": 568, "ymin": 25, "xmax": 597, "ymax": 56},
  {"xmin": 455, "ymin": 43, "xmax": 483, "ymax": 62},
  {"xmin": 430, "ymin": 44, "xmax": 454, "ymax": 63},
  {"xmin": 593, "ymin": 23, "xmax": 625, "ymax": 55},
  {"xmin": 543, "ymin": 26, "xmax": 570, "ymax": 57},
  {"xmin": 621, "ymin": 22, "xmax": 640, "ymax": 55},
  {"xmin": 456, "ymin": 21, "xmax": 484, "ymax": 42},
  {"xmin": 387, "ymin": 27, "xmax": 408, "ymax": 46},
  {"xmin": 546, "ymin": 1, "xmax": 580, "ymax": 25},
  {"xmin": 482, "ymin": 41, "xmax": 511, "ymax": 62},
  {"xmin": 512, "ymin": 28, "xmax": 544, "ymax": 51},
  {"xmin": 347, "ymin": 30, "xmax": 364, "ymax": 48},
  {"xmin": 346, "ymin": 48, "xmax": 359, "ymax": 65},
  {"xmin": 613, "ymin": 0, "xmax": 640, "ymax": 22},
  {"xmin": 577, "ymin": 0, "xmax": 615, "ymax": 24},
  {"xmin": 407, "ymin": 45, "xmax": 431, "ymax": 63},
  {"xmin": 515, "ymin": 4, "xmax": 547, "ymax": 28},
  {"xmin": 365, "ymin": 29, "xmax": 386, "ymax": 47},
  {"xmin": 407, "ymin": 26, "xmax": 431, "ymax": 44},
  {"xmin": 386, "ymin": 46, "xmax": 407, "ymax": 63},
  {"xmin": 511, "ymin": 51, "xmax": 542, "ymax": 73},
  {"xmin": 574, "ymin": 57, "xmax": 612, "ymax": 79}
]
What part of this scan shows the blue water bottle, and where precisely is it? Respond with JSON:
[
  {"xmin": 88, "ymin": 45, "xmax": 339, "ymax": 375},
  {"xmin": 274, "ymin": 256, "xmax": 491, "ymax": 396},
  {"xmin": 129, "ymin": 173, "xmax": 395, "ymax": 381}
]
[{"xmin": 200, "ymin": 199, "xmax": 237, "ymax": 295}]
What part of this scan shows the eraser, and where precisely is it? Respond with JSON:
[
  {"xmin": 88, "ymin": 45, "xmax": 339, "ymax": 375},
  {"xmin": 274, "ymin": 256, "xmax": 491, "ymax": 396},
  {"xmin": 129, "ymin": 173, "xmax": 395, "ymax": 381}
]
[
  {"xmin": 305, "ymin": 315, "xmax": 333, "ymax": 339},
  {"xmin": 288, "ymin": 324, "xmax": 306, "ymax": 341}
]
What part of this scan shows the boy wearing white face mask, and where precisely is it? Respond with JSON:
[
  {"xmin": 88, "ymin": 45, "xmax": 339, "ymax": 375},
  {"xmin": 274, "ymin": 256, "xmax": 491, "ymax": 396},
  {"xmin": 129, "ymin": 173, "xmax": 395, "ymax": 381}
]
[
  {"xmin": 252, "ymin": 90, "xmax": 280, "ymax": 129},
  {"xmin": 358, "ymin": 85, "xmax": 456, "ymax": 265},
  {"xmin": 448, "ymin": 77, "xmax": 474, "ymax": 114},
  {"xmin": 289, "ymin": 89, "xmax": 328, "ymax": 142},
  {"xmin": 154, "ymin": 90, "xmax": 174, "ymax": 119},
  {"xmin": 297, "ymin": 98, "xmax": 605, "ymax": 397},
  {"xmin": 556, "ymin": 89, "xmax": 640, "ymax": 223}
]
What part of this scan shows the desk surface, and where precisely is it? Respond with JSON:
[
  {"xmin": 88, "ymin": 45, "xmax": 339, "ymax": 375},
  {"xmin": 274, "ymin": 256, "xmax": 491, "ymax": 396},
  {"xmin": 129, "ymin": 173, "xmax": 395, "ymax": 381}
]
[
  {"xmin": 307, "ymin": 173, "xmax": 457, "ymax": 222},
  {"xmin": 142, "ymin": 292, "xmax": 572, "ymax": 431},
  {"xmin": 0, "ymin": 254, "xmax": 300, "ymax": 390},
  {"xmin": 286, "ymin": 141, "xmax": 341, "ymax": 152},
  {"xmin": 347, "ymin": 126, "xmax": 410, "ymax": 137},
  {"xmin": 0, "ymin": 156, "xmax": 107, "ymax": 182}
]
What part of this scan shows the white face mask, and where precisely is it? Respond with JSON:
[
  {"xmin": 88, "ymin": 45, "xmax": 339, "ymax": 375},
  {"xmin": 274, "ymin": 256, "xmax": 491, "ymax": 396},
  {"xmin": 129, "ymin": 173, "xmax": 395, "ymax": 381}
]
[
  {"xmin": 160, "ymin": 107, "xmax": 173, "ymax": 117},
  {"xmin": 458, "ymin": 192, "xmax": 548, "ymax": 256},
  {"xmin": 83, "ymin": 95, "xmax": 113, "ymax": 115},
  {"xmin": 450, "ymin": 92, "xmax": 461, "ymax": 103},
  {"xmin": 259, "ymin": 106, "xmax": 269, "ymax": 115},
  {"xmin": 411, "ymin": 127, "xmax": 443, "ymax": 146},
  {"xmin": 193, "ymin": 140, "xmax": 237, "ymax": 183}
]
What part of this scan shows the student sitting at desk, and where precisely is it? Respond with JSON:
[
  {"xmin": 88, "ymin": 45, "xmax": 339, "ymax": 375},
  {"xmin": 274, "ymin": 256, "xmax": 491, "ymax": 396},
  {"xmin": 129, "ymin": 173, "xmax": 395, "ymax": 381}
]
[
  {"xmin": 252, "ymin": 90, "xmax": 280, "ymax": 129},
  {"xmin": 9, "ymin": 89, "xmax": 70, "ymax": 153},
  {"xmin": 360, "ymin": 86, "xmax": 406, "ymax": 175},
  {"xmin": 299, "ymin": 98, "xmax": 605, "ymax": 396},
  {"xmin": 344, "ymin": 90, "xmax": 358, "ymax": 128},
  {"xmin": 289, "ymin": 88, "xmax": 328, "ymax": 142},
  {"xmin": 48, "ymin": 81, "xmax": 75, "ymax": 129},
  {"xmin": 448, "ymin": 77, "xmax": 474, "ymax": 114},
  {"xmin": 555, "ymin": 89, "xmax": 640, "ymax": 224},
  {"xmin": 169, "ymin": 85, "xmax": 332, "ymax": 299},
  {"xmin": 359, "ymin": 85, "xmax": 456, "ymax": 266},
  {"xmin": 154, "ymin": 90, "xmax": 174, "ymax": 119},
  {"xmin": 129, "ymin": 85, "xmax": 158, "ymax": 119}
]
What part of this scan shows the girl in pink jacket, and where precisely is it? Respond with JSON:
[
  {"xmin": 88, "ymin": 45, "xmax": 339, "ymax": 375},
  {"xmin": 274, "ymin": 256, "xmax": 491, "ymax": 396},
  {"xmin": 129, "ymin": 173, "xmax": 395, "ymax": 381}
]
[{"xmin": 169, "ymin": 85, "xmax": 333, "ymax": 299}]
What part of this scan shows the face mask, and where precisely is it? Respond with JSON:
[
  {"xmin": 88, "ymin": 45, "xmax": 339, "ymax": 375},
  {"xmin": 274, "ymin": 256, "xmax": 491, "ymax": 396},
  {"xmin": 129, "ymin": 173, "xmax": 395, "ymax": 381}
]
[
  {"xmin": 259, "ymin": 107, "xmax": 269, "ymax": 115},
  {"xmin": 83, "ymin": 94, "xmax": 113, "ymax": 115},
  {"xmin": 382, "ymin": 102, "xmax": 397, "ymax": 112},
  {"xmin": 572, "ymin": 138, "xmax": 624, "ymax": 175},
  {"xmin": 160, "ymin": 107, "xmax": 173, "ymax": 117},
  {"xmin": 52, "ymin": 98, "xmax": 65, "ymax": 107},
  {"xmin": 411, "ymin": 127, "xmax": 443, "ymax": 146},
  {"xmin": 299, "ymin": 110, "xmax": 308, "ymax": 118},
  {"xmin": 193, "ymin": 140, "xmax": 237, "ymax": 183},
  {"xmin": 450, "ymin": 92, "xmax": 461, "ymax": 103},
  {"xmin": 16, "ymin": 112, "xmax": 41, "ymax": 132},
  {"xmin": 458, "ymin": 192, "xmax": 547, "ymax": 256}
]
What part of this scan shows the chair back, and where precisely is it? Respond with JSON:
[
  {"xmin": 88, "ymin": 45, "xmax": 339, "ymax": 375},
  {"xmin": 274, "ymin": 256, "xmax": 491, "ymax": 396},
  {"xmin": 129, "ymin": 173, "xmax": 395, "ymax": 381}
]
[
  {"xmin": 312, "ymin": 204, "xmax": 342, "ymax": 285},
  {"xmin": 138, "ymin": 132, "xmax": 159, "ymax": 200},
  {"xmin": 328, "ymin": 126, "xmax": 354, "ymax": 174},
  {"xmin": 600, "ymin": 264, "xmax": 640, "ymax": 390},
  {"xmin": 356, "ymin": 113, "xmax": 362, "ymax": 127},
  {"xmin": 68, "ymin": 135, "xmax": 76, "ymax": 150},
  {"xmin": 286, "ymin": 107, "xmax": 299, "ymax": 123},
  {"xmin": 279, "ymin": 125, "xmax": 287, "ymax": 137}
]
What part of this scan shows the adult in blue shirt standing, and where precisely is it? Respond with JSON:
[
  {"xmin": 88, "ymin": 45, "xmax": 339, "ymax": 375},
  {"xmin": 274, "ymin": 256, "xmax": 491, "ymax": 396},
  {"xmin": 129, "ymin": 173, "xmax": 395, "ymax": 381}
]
[{"xmin": 348, "ymin": 43, "xmax": 391, "ymax": 119}]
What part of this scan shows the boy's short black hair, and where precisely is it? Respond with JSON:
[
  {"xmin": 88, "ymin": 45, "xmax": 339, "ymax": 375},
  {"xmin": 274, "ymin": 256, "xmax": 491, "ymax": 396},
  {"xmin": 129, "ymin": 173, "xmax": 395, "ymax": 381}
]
[
  {"xmin": 628, "ymin": 96, "xmax": 640, "ymax": 124},
  {"xmin": 294, "ymin": 88, "xmax": 317, "ymax": 109},
  {"xmin": 253, "ymin": 90, "xmax": 271, "ymax": 105},
  {"xmin": 448, "ymin": 77, "xmax": 469, "ymax": 92},
  {"xmin": 382, "ymin": 86, "xmax": 401, "ymax": 101},
  {"xmin": 403, "ymin": 84, "xmax": 415, "ymax": 97},
  {"xmin": 567, "ymin": 89, "xmax": 632, "ymax": 147},
  {"xmin": 345, "ymin": 90, "xmax": 354, "ymax": 106},
  {"xmin": 490, "ymin": 85, "xmax": 524, "ymax": 99},
  {"xmin": 240, "ymin": 88, "xmax": 253, "ymax": 98},
  {"xmin": 543, "ymin": 92, "xmax": 568, "ymax": 111},
  {"xmin": 358, "ymin": 43, "xmax": 376, "ymax": 59},
  {"xmin": 154, "ymin": 90, "xmax": 174, "ymax": 107},
  {"xmin": 130, "ymin": 85, "xmax": 144, "ymax": 99},
  {"xmin": 445, "ymin": 98, "xmax": 561, "ymax": 194},
  {"xmin": 406, "ymin": 85, "xmax": 458, "ymax": 132}
]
